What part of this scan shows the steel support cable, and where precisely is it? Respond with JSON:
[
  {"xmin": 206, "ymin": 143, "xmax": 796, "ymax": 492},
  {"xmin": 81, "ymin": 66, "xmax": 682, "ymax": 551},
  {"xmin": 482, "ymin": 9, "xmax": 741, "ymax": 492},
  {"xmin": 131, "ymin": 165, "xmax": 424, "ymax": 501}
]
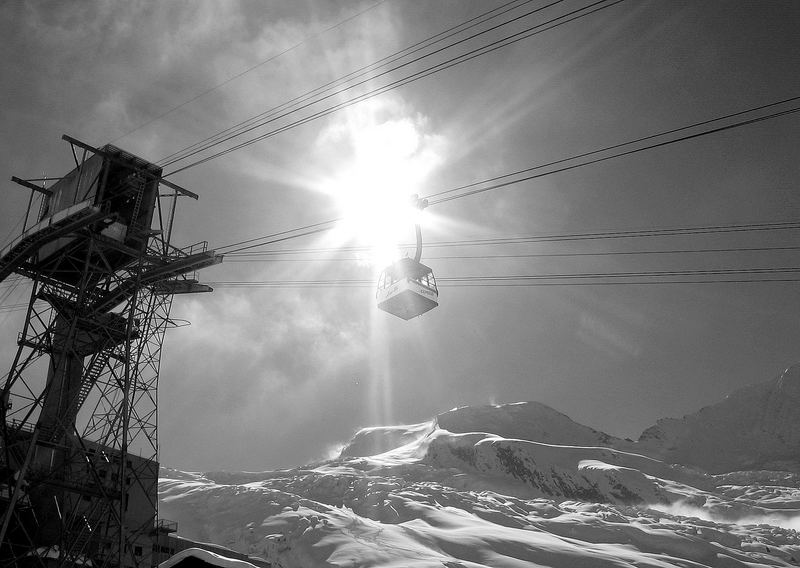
[
  {"xmin": 430, "ymin": 243, "xmax": 800, "ymax": 260},
  {"xmin": 205, "ymin": 266, "xmax": 800, "ymax": 288},
  {"xmin": 157, "ymin": 0, "xmax": 542, "ymax": 165},
  {"xmin": 0, "ymin": 302, "xmax": 28, "ymax": 314},
  {"xmin": 446, "ymin": 277, "xmax": 800, "ymax": 287},
  {"xmin": 0, "ymin": 286, "xmax": 20, "ymax": 304},
  {"xmin": 159, "ymin": 0, "xmax": 567, "ymax": 167},
  {"xmin": 109, "ymin": 0, "xmax": 391, "ymax": 145},
  {"xmin": 0, "ymin": 282, "xmax": 30, "ymax": 325},
  {"xmin": 0, "ymin": 274, "xmax": 27, "ymax": 317},
  {"xmin": 217, "ymin": 266, "xmax": 800, "ymax": 284},
  {"xmin": 205, "ymin": 95, "xmax": 800, "ymax": 258},
  {"xmin": 218, "ymin": 225, "xmax": 338, "ymax": 255},
  {"xmin": 220, "ymin": 219, "xmax": 800, "ymax": 260},
  {"xmin": 228, "ymin": 242, "xmax": 800, "ymax": 259},
  {"xmin": 223, "ymin": 244, "xmax": 800, "ymax": 262},
  {"xmin": 215, "ymin": 219, "xmax": 341, "ymax": 253},
  {"xmin": 422, "ymin": 221, "xmax": 800, "ymax": 246},
  {"xmin": 204, "ymin": 278, "xmax": 800, "ymax": 287},
  {"xmin": 220, "ymin": 103, "xmax": 800, "ymax": 251},
  {"xmin": 426, "ymin": 96, "xmax": 800, "ymax": 202},
  {"xmin": 0, "ymin": 210, "xmax": 28, "ymax": 251},
  {"xmin": 211, "ymin": 267, "xmax": 800, "ymax": 285},
  {"xmin": 444, "ymin": 266, "xmax": 800, "ymax": 281},
  {"xmin": 162, "ymin": 0, "xmax": 622, "ymax": 176},
  {"xmin": 0, "ymin": 275, "xmax": 26, "ymax": 291},
  {"xmin": 429, "ymin": 105, "xmax": 800, "ymax": 204}
]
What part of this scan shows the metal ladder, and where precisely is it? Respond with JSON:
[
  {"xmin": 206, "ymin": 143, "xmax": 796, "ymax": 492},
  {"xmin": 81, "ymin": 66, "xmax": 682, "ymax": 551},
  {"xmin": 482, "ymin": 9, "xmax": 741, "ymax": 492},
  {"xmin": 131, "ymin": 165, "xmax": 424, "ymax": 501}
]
[
  {"xmin": 128, "ymin": 173, "xmax": 147, "ymax": 233},
  {"xmin": 73, "ymin": 354, "xmax": 108, "ymax": 414}
]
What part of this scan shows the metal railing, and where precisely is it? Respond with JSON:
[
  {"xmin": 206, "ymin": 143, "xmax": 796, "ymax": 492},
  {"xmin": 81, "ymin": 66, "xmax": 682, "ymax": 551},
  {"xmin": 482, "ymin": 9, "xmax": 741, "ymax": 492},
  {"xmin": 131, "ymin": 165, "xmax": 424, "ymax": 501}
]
[{"xmin": 154, "ymin": 519, "xmax": 178, "ymax": 533}]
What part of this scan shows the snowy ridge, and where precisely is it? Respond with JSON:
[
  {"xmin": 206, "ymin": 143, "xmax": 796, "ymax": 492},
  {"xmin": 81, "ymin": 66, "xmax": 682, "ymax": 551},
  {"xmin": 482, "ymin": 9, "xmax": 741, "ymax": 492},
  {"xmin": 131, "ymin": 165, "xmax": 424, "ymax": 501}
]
[
  {"xmin": 435, "ymin": 401, "xmax": 627, "ymax": 448},
  {"xmin": 421, "ymin": 429, "xmax": 707, "ymax": 505},
  {"xmin": 637, "ymin": 365, "xmax": 800, "ymax": 473},
  {"xmin": 160, "ymin": 372, "xmax": 800, "ymax": 567},
  {"xmin": 339, "ymin": 421, "xmax": 434, "ymax": 458}
]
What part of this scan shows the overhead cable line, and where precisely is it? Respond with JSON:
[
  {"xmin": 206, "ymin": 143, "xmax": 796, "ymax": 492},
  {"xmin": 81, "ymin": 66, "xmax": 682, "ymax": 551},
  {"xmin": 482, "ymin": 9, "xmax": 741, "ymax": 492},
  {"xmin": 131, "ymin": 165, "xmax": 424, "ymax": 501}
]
[
  {"xmin": 428, "ymin": 99, "xmax": 800, "ymax": 204},
  {"xmin": 225, "ymin": 235, "xmax": 800, "ymax": 257},
  {"xmin": 0, "ymin": 200, "xmax": 40, "ymax": 250},
  {"xmin": 205, "ymin": 266, "xmax": 800, "ymax": 289},
  {"xmin": 441, "ymin": 277, "xmax": 800, "ymax": 287},
  {"xmin": 215, "ymin": 219, "xmax": 341, "ymax": 254},
  {"xmin": 220, "ymin": 218, "xmax": 800, "ymax": 259},
  {"xmin": 0, "ymin": 279, "xmax": 29, "ymax": 323},
  {"xmin": 2, "ymin": 275, "xmax": 795, "ymax": 309},
  {"xmin": 0, "ymin": 302, "xmax": 28, "ymax": 314},
  {"xmin": 206, "ymin": 96, "xmax": 800, "ymax": 257},
  {"xmin": 444, "ymin": 266, "xmax": 800, "ymax": 281},
  {"xmin": 426, "ymin": 95, "xmax": 800, "ymax": 202},
  {"xmin": 417, "ymin": 220, "xmax": 800, "ymax": 246},
  {"xmin": 109, "ymin": 0, "xmax": 390, "ymax": 145},
  {"xmin": 159, "ymin": 0, "xmax": 565, "ymax": 167},
  {"xmin": 162, "ymin": 0, "xmax": 623, "ymax": 176},
  {"xmin": 157, "ymin": 0, "xmax": 542, "ymax": 165},
  {"xmin": 223, "ymin": 244, "xmax": 800, "ymax": 262}
]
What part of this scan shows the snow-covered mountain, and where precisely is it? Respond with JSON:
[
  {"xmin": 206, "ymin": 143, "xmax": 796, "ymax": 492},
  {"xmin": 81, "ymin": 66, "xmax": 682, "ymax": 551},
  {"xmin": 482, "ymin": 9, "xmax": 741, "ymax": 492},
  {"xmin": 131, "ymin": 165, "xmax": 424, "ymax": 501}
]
[
  {"xmin": 637, "ymin": 365, "xmax": 800, "ymax": 473},
  {"xmin": 435, "ymin": 401, "xmax": 626, "ymax": 448},
  {"xmin": 159, "ymin": 366, "xmax": 800, "ymax": 567}
]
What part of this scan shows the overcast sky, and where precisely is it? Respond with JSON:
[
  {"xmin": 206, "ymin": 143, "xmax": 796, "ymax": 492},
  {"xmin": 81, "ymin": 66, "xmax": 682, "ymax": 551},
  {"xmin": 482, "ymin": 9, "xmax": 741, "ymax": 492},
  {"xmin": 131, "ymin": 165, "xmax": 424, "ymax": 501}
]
[{"xmin": 1, "ymin": 1, "xmax": 799, "ymax": 471}]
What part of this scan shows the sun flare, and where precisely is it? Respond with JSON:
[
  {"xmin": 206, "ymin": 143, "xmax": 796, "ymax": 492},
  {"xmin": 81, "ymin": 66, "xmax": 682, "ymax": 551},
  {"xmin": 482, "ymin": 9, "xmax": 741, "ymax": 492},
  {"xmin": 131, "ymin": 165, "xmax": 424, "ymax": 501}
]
[{"xmin": 324, "ymin": 117, "xmax": 440, "ymax": 267}]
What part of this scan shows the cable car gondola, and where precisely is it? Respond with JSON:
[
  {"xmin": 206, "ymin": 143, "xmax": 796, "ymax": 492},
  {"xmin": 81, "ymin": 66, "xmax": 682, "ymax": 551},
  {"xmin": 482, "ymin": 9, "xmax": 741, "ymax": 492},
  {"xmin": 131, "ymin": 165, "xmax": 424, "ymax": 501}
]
[
  {"xmin": 376, "ymin": 195, "xmax": 438, "ymax": 320},
  {"xmin": 376, "ymin": 256, "xmax": 438, "ymax": 320}
]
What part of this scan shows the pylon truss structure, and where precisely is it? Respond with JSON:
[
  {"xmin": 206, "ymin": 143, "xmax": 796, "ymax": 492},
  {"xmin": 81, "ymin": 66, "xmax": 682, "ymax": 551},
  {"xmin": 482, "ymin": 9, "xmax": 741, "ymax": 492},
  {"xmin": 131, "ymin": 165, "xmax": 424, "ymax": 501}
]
[{"xmin": 0, "ymin": 135, "xmax": 222, "ymax": 568}]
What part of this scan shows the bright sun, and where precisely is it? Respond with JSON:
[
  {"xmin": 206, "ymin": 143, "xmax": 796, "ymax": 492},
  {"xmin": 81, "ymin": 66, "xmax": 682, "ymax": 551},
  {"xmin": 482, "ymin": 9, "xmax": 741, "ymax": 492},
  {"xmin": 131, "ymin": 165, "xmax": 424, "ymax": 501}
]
[{"xmin": 325, "ymin": 117, "xmax": 438, "ymax": 267}]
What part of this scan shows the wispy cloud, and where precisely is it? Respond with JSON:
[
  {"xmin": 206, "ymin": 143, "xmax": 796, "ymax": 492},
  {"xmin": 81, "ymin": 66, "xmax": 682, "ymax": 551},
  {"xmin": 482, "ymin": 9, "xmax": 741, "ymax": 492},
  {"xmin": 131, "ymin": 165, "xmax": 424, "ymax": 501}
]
[{"xmin": 650, "ymin": 501, "xmax": 800, "ymax": 532}]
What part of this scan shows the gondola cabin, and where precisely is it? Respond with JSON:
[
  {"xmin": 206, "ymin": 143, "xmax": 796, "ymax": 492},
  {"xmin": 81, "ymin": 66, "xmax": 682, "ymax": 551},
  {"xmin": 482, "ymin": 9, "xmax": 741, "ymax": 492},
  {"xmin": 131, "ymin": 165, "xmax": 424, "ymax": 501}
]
[{"xmin": 376, "ymin": 257, "xmax": 438, "ymax": 320}]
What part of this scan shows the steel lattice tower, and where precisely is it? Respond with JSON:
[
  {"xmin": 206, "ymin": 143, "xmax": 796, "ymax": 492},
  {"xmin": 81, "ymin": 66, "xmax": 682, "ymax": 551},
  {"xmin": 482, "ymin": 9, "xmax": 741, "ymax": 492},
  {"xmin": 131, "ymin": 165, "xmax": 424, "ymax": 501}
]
[{"xmin": 0, "ymin": 136, "xmax": 221, "ymax": 568}]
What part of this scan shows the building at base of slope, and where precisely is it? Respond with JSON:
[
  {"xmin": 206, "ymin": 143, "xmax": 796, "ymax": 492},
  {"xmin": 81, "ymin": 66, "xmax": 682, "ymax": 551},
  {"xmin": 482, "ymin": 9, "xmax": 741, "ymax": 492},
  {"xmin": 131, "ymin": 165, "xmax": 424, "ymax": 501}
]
[
  {"xmin": 152, "ymin": 522, "xmax": 271, "ymax": 568},
  {"xmin": 158, "ymin": 547, "xmax": 268, "ymax": 568}
]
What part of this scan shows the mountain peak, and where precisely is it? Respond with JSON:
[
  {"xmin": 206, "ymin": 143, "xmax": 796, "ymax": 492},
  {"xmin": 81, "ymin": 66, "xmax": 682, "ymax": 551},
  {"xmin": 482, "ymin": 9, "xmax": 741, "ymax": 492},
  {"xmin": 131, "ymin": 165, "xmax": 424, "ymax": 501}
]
[
  {"xmin": 636, "ymin": 366, "xmax": 800, "ymax": 473},
  {"xmin": 436, "ymin": 401, "xmax": 621, "ymax": 448},
  {"xmin": 775, "ymin": 363, "xmax": 800, "ymax": 398}
]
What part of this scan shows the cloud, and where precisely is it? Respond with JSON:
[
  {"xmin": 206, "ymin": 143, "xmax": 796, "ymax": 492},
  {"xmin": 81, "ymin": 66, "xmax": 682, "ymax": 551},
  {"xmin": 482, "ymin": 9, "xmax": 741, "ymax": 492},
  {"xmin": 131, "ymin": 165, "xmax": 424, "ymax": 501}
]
[
  {"xmin": 650, "ymin": 501, "xmax": 800, "ymax": 532},
  {"xmin": 577, "ymin": 312, "xmax": 642, "ymax": 359},
  {"xmin": 167, "ymin": 286, "xmax": 368, "ymax": 393},
  {"xmin": 156, "ymin": 283, "xmax": 374, "ymax": 469}
]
